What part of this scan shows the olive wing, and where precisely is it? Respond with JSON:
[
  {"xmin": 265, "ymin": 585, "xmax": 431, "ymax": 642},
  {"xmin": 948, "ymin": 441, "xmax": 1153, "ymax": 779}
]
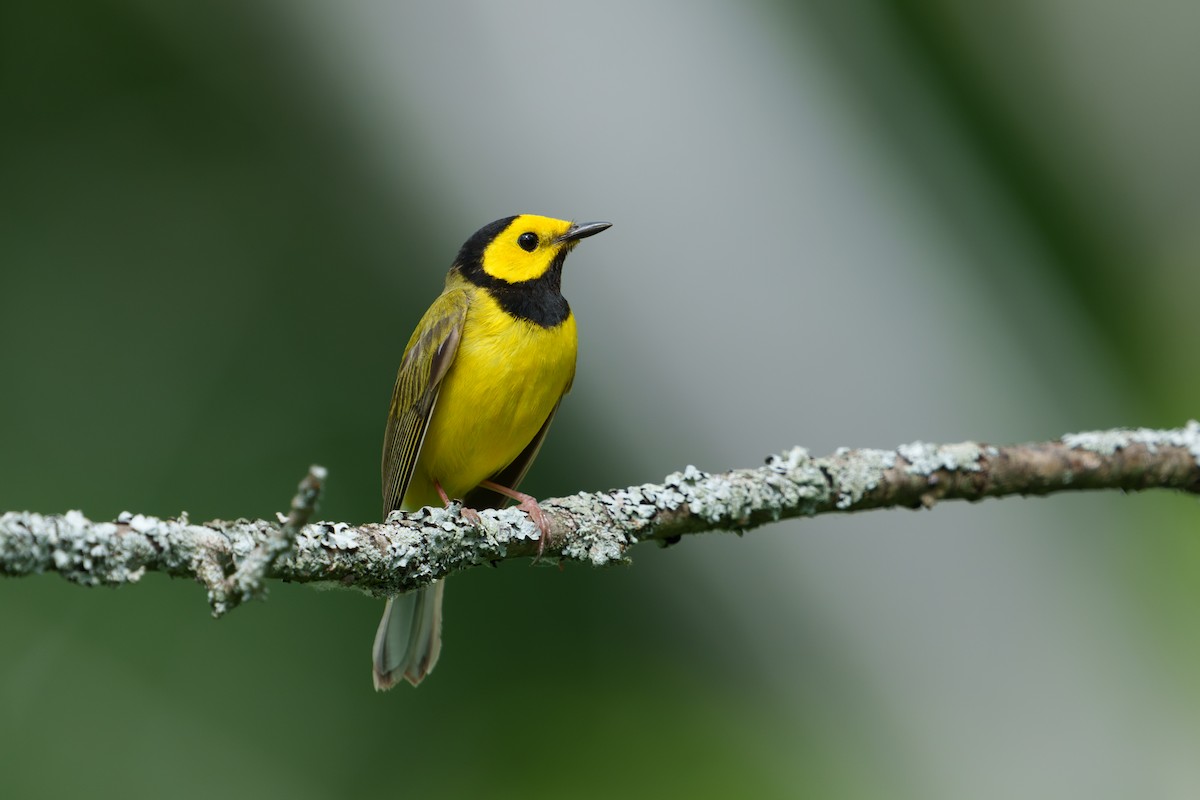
[{"xmin": 381, "ymin": 288, "xmax": 471, "ymax": 517}]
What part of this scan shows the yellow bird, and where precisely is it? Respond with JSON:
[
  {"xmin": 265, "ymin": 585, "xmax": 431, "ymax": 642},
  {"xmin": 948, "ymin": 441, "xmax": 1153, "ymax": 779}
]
[{"xmin": 373, "ymin": 214, "xmax": 611, "ymax": 690}]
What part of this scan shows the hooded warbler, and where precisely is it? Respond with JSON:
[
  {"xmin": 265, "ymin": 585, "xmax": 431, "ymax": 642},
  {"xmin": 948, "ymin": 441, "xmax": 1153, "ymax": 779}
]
[{"xmin": 373, "ymin": 214, "xmax": 611, "ymax": 690}]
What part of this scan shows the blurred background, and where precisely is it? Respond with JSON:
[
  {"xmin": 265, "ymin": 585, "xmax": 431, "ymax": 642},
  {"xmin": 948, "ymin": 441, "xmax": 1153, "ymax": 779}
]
[{"xmin": 2, "ymin": 0, "xmax": 1198, "ymax": 797}]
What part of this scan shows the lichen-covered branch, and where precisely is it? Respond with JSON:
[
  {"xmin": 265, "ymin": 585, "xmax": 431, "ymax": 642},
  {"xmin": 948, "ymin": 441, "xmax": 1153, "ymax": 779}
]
[{"xmin": 2, "ymin": 423, "xmax": 1198, "ymax": 615}]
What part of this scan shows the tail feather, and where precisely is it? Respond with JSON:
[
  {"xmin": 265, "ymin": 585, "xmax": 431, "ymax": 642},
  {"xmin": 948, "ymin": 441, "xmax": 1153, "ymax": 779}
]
[{"xmin": 372, "ymin": 580, "xmax": 445, "ymax": 690}]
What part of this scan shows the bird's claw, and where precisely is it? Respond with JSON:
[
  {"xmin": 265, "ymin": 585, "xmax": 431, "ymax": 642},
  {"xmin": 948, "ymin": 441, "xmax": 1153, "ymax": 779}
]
[{"xmin": 516, "ymin": 497, "xmax": 552, "ymax": 564}]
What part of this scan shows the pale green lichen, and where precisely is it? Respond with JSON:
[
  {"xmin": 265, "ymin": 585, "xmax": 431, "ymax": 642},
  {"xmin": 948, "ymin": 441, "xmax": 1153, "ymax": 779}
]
[
  {"xmin": 896, "ymin": 441, "xmax": 988, "ymax": 475},
  {"xmin": 1062, "ymin": 420, "xmax": 1200, "ymax": 462},
  {"xmin": 732, "ymin": 448, "xmax": 822, "ymax": 520},
  {"xmin": 659, "ymin": 463, "xmax": 763, "ymax": 525},
  {"xmin": 824, "ymin": 448, "xmax": 896, "ymax": 509},
  {"xmin": 6, "ymin": 423, "xmax": 1196, "ymax": 612},
  {"xmin": 2, "ymin": 509, "xmax": 155, "ymax": 587},
  {"xmin": 767, "ymin": 446, "xmax": 809, "ymax": 473},
  {"xmin": 606, "ymin": 485, "xmax": 659, "ymax": 524},
  {"xmin": 766, "ymin": 448, "xmax": 829, "ymax": 514},
  {"xmin": 554, "ymin": 491, "xmax": 633, "ymax": 566}
]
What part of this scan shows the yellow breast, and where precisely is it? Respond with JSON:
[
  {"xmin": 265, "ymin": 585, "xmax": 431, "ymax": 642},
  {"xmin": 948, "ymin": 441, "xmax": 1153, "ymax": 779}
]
[{"xmin": 403, "ymin": 291, "xmax": 577, "ymax": 510}]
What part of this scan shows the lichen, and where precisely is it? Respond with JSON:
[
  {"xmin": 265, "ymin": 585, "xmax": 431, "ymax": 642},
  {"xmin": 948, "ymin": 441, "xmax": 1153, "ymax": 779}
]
[
  {"xmin": 896, "ymin": 441, "xmax": 985, "ymax": 475},
  {"xmin": 824, "ymin": 448, "xmax": 896, "ymax": 509},
  {"xmin": 5, "ymin": 422, "xmax": 1196, "ymax": 613},
  {"xmin": 552, "ymin": 493, "xmax": 631, "ymax": 566},
  {"xmin": 1063, "ymin": 420, "xmax": 1200, "ymax": 462}
]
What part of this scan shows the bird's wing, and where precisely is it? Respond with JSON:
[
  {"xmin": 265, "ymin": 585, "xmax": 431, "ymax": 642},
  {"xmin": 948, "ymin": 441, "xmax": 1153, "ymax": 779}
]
[
  {"xmin": 462, "ymin": 400, "xmax": 562, "ymax": 510},
  {"xmin": 381, "ymin": 288, "xmax": 471, "ymax": 517}
]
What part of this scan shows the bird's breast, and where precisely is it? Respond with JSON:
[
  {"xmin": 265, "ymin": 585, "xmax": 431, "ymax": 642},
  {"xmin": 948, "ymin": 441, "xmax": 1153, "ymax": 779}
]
[{"xmin": 406, "ymin": 294, "xmax": 577, "ymax": 508}]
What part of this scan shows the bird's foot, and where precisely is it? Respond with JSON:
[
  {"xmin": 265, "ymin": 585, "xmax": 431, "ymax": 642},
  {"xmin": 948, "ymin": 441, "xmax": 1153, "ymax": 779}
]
[
  {"xmin": 435, "ymin": 480, "xmax": 483, "ymax": 528},
  {"xmin": 515, "ymin": 495, "xmax": 551, "ymax": 562},
  {"xmin": 479, "ymin": 480, "xmax": 552, "ymax": 562}
]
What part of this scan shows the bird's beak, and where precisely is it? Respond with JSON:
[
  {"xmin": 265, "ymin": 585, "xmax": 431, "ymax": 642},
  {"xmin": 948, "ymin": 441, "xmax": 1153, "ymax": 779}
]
[{"xmin": 558, "ymin": 221, "xmax": 612, "ymax": 243}]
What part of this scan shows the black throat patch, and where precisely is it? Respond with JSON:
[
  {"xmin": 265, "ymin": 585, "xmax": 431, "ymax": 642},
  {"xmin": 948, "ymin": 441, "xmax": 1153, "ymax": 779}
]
[{"xmin": 455, "ymin": 247, "xmax": 572, "ymax": 328}]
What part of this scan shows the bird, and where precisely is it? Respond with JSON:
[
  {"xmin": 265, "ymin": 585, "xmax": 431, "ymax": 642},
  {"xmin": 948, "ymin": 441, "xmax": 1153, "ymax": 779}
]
[{"xmin": 373, "ymin": 213, "xmax": 611, "ymax": 690}]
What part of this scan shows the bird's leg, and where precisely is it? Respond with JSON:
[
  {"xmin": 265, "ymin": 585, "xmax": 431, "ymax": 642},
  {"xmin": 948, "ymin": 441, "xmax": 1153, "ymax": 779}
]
[
  {"xmin": 435, "ymin": 480, "xmax": 481, "ymax": 527},
  {"xmin": 478, "ymin": 480, "xmax": 552, "ymax": 560}
]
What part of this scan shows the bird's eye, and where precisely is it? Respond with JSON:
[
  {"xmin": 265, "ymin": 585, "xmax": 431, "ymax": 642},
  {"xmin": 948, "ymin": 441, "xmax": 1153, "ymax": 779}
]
[{"xmin": 517, "ymin": 232, "xmax": 538, "ymax": 252}]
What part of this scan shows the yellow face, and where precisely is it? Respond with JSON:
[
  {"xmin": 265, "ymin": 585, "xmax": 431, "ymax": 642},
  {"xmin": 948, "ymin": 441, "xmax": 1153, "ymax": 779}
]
[{"xmin": 479, "ymin": 215, "xmax": 577, "ymax": 284}]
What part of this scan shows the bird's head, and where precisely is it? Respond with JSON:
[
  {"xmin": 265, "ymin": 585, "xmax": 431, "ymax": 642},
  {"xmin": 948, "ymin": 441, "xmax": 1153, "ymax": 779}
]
[{"xmin": 456, "ymin": 214, "xmax": 611, "ymax": 285}]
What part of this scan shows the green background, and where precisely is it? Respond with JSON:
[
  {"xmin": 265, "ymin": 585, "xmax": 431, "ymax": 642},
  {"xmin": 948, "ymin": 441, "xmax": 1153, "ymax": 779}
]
[{"xmin": 2, "ymin": 1, "xmax": 1198, "ymax": 798}]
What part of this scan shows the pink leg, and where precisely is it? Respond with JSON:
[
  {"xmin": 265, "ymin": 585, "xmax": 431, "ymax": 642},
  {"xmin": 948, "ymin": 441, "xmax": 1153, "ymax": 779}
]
[
  {"xmin": 479, "ymin": 480, "xmax": 552, "ymax": 560},
  {"xmin": 435, "ymin": 480, "xmax": 481, "ymax": 526}
]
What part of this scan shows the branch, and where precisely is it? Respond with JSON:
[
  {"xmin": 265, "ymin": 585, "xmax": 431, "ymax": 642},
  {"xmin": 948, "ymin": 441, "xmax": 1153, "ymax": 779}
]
[{"xmin": 3, "ymin": 424, "xmax": 1198, "ymax": 614}]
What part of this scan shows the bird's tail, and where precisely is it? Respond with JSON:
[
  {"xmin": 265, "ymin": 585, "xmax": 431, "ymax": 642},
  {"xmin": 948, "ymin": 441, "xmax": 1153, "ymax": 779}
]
[{"xmin": 372, "ymin": 580, "xmax": 445, "ymax": 690}]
